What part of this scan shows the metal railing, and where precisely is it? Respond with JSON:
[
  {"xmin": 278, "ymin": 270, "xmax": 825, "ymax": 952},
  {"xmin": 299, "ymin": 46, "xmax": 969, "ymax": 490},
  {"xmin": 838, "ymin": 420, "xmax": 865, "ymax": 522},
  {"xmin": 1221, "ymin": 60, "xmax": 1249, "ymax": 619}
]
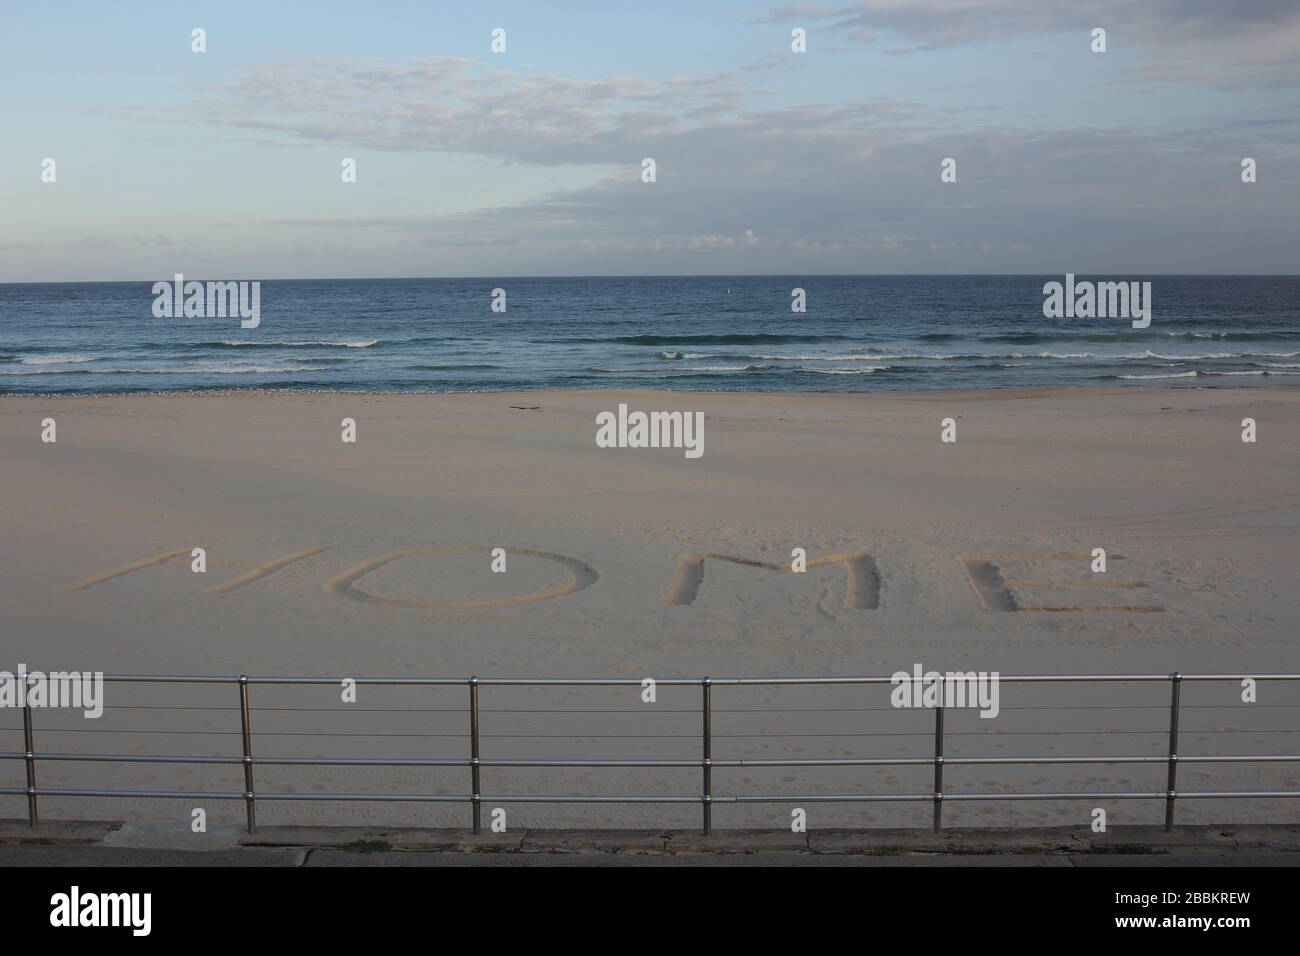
[{"xmin": 3, "ymin": 671, "xmax": 1299, "ymax": 835}]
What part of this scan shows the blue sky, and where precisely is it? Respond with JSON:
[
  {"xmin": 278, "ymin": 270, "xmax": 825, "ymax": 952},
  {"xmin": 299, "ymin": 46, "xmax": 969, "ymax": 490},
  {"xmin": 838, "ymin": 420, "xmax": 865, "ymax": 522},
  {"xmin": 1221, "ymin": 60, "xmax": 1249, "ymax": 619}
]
[{"xmin": 2, "ymin": 1, "xmax": 1299, "ymax": 280}]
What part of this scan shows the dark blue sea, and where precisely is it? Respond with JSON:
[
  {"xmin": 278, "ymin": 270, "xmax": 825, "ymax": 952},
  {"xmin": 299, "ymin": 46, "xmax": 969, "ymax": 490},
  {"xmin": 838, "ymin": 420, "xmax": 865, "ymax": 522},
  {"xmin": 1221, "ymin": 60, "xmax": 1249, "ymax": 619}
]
[{"xmin": 2, "ymin": 276, "xmax": 1298, "ymax": 394}]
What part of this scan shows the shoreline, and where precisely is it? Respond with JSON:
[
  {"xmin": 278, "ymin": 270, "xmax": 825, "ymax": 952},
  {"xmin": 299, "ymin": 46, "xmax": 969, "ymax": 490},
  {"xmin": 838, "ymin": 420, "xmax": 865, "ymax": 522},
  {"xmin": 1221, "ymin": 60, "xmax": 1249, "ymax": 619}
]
[{"xmin": 5, "ymin": 382, "xmax": 1300, "ymax": 402}]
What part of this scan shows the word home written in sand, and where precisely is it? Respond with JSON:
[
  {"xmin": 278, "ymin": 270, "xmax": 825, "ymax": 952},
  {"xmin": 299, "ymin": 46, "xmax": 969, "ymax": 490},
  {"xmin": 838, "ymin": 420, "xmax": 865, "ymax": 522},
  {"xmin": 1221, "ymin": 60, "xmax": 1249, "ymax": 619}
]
[{"xmin": 63, "ymin": 544, "xmax": 1169, "ymax": 613}]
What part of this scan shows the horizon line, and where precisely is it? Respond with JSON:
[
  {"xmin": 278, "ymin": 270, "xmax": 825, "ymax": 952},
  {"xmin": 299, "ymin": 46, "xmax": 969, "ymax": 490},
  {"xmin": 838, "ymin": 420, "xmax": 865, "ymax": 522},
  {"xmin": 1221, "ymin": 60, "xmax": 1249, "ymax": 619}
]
[{"xmin": 4, "ymin": 272, "xmax": 1300, "ymax": 286}]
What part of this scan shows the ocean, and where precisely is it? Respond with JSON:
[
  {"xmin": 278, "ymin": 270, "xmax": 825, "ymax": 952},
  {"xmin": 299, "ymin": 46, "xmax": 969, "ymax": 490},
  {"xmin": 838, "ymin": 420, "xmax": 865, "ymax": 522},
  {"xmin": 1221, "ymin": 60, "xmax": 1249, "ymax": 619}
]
[{"xmin": 2, "ymin": 275, "xmax": 1298, "ymax": 395}]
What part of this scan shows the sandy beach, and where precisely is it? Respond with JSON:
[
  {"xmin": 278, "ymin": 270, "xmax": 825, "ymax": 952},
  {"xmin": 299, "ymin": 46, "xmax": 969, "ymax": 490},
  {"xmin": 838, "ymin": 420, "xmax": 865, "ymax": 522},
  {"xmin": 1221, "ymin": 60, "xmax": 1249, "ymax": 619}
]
[{"xmin": 1, "ymin": 386, "xmax": 1298, "ymax": 831}]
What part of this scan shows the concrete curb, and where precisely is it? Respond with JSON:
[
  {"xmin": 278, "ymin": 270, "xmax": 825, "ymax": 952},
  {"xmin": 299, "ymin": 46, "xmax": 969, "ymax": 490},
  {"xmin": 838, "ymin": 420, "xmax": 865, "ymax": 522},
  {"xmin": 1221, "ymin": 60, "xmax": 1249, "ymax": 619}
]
[{"xmin": 4, "ymin": 820, "xmax": 1298, "ymax": 856}]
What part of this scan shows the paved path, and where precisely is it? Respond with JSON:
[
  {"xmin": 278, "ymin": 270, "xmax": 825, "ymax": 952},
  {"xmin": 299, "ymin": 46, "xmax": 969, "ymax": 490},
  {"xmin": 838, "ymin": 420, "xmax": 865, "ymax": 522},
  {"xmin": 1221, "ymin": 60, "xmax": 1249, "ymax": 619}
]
[
  {"xmin": 1, "ymin": 843, "xmax": 1296, "ymax": 867},
  {"xmin": 3, "ymin": 821, "xmax": 1297, "ymax": 865}
]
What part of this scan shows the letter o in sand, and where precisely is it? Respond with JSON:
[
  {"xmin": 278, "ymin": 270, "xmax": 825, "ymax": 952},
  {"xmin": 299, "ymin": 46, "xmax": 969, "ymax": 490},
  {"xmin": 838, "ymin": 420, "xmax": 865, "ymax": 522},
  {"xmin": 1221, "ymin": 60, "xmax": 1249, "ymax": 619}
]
[{"xmin": 322, "ymin": 547, "xmax": 597, "ymax": 609}]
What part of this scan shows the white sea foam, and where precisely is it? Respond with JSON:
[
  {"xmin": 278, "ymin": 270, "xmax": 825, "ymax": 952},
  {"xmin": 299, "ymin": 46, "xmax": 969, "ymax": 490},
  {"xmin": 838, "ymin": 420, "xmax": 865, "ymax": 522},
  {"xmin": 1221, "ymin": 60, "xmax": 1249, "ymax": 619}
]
[
  {"xmin": 797, "ymin": 365, "xmax": 889, "ymax": 375},
  {"xmin": 219, "ymin": 340, "xmax": 378, "ymax": 348},
  {"xmin": 1207, "ymin": 369, "xmax": 1300, "ymax": 377},
  {"xmin": 0, "ymin": 364, "xmax": 330, "ymax": 376},
  {"xmin": 19, "ymin": 354, "xmax": 96, "ymax": 365}
]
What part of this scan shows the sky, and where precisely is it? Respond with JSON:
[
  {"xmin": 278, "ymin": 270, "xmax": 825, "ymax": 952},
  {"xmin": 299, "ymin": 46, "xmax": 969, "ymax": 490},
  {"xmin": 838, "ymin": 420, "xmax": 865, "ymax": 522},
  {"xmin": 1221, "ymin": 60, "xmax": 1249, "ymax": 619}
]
[{"xmin": 1, "ymin": 0, "xmax": 1299, "ymax": 280}]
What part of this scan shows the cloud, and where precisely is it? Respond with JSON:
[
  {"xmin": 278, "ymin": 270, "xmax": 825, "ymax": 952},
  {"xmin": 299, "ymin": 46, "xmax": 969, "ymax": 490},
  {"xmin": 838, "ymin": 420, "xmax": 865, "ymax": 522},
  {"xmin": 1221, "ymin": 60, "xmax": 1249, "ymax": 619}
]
[
  {"xmin": 170, "ymin": 56, "xmax": 798, "ymax": 166},
  {"xmin": 79, "ymin": 29, "xmax": 1300, "ymax": 276},
  {"xmin": 755, "ymin": 1, "xmax": 1300, "ymax": 87},
  {"xmin": 264, "ymin": 113, "xmax": 1300, "ymax": 273}
]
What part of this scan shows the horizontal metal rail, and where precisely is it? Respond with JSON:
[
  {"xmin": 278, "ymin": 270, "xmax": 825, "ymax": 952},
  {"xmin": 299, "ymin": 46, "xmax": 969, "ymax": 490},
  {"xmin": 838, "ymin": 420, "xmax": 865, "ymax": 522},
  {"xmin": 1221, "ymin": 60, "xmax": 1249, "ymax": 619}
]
[
  {"xmin": 51, "ymin": 673, "xmax": 1300, "ymax": 684},
  {"xmin": 7, "ymin": 752, "xmax": 1300, "ymax": 768},
  {"xmin": 2, "ymin": 671, "xmax": 1297, "ymax": 835},
  {"xmin": 4, "ymin": 786, "xmax": 1298, "ymax": 803}
]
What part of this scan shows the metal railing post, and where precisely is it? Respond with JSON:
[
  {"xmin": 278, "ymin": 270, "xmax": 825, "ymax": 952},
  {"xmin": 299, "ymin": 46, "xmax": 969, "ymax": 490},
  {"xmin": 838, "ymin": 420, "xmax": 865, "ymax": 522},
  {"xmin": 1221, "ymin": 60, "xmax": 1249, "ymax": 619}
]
[
  {"xmin": 933, "ymin": 676, "xmax": 945, "ymax": 833},
  {"xmin": 702, "ymin": 677, "xmax": 712, "ymax": 836},
  {"xmin": 237, "ymin": 675, "xmax": 257, "ymax": 833},
  {"xmin": 22, "ymin": 673, "xmax": 37, "ymax": 828},
  {"xmin": 469, "ymin": 676, "xmax": 482, "ymax": 835},
  {"xmin": 1164, "ymin": 671, "xmax": 1181, "ymax": 831}
]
